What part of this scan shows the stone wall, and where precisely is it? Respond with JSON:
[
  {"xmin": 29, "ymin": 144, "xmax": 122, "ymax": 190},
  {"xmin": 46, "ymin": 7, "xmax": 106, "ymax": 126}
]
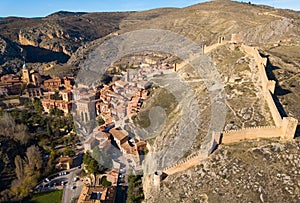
[
  {"xmin": 240, "ymin": 44, "xmax": 282, "ymax": 126},
  {"xmin": 163, "ymin": 132, "xmax": 220, "ymax": 175},
  {"xmin": 222, "ymin": 126, "xmax": 282, "ymax": 144},
  {"xmin": 222, "ymin": 44, "xmax": 298, "ymax": 143},
  {"xmin": 203, "ymin": 41, "xmax": 227, "ymax": 54},
  {"xmin": 163, "ymin": 154, "xmax": 201, "ymax": 175},
  {"xmin": 160, "ymin": 42, "xmax": 298, "ymax": 178}
]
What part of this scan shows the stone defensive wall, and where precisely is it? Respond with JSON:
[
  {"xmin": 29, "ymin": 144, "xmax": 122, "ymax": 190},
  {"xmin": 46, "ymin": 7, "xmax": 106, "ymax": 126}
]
[
  {"xmin": 163, "ymin": 153, "xmax": 201, "ymax": 175},
  {"xmin": 162, "ymin": 132, "xmax": 221, "ymax": 175},
  {"xmin": 159, "ymin": 40, "xmax": 298, "ymax": 178},
  {"xmin": 221, "ymin": 43, "xmax": 298, "ymax": 143},
  {"xmin": 240, "ymin": 44, "xmax": 281, "ymax": 126},
  {"xmin": 221, "ymin": 126, "xmax": 282, "ymax": 144},
  {"xmin": 203, "ymin": 41, "xmax": 227, "ymax": 54}
]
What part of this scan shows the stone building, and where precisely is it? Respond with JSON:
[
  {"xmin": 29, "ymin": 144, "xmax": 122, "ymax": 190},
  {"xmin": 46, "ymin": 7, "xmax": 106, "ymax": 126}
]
[
  {"xmin": 0, "ymin": 74, "xmax": 22, "ymax": 95},
  {"xmin": 27, "ymin": 86, "xmax": 43, "ymax": 98},
  {"xmin": 109, "ymin": 127, "xmax": 146, "ymax": 168},
  {"xmin": 56, "ymin": 157, "xmax": 73, "ymax": 170},
  {"xmin": 77, "ymin": 186, "xmax": 116, "ymax": 203},
  {"xmin": 75, "ymin": 98, "xmax": 96, "ymax": 122},
  {"xmin": 41, "ymin": 99, "xmax": 72, "ymax": 114},
  {"xmin": 43, "ymin": 78, "xmax": 62, "ymax": 91},
  {"xmin": 63, "ymin": 76, "xmax": 75, "ymax": 89},
  {"xmin": 21, "ymin": 63, "xmax": 30, "ymax": 84},
  {"xmin": 109, "ymin": 128, "xmax": 129, "ymax": 147},
  {"xmin": 60, "ymin": 89, "xmax": 72, "ymax": 102},
  {"xmin": 21, "ymin": 63, "xmax": 42, "ymax": 86}
]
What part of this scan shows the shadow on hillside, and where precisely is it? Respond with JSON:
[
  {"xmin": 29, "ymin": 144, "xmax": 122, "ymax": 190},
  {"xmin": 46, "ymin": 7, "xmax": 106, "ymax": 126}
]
[
  {"xmin": 263, "ymin": 57, "xmax": 290, "ymax": 118},
  {"xmin": 271, "ymin": 93, "xmax": 287, "ymax": 117},
  {"xmin": 265, "ymin": 58, "xmax": 291, "ymax": 96},
  {"xmin": 22, "ymin": 45, "xmax": 70, "ymax": 63},
  {"xmin": 295, "ymin": 125, "xmax": 300, "ymax": 138}
]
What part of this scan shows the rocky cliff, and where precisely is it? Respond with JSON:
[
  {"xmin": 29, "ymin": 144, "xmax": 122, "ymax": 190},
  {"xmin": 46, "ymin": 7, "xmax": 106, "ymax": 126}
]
[
  {"xmin": 0, "ymin": 11, "xmax": 131, "ymax": 57},
  {"xmin": 1, "ymin": 1, "xmax": 300, "ymax": 74},
  {"xmin": 69, "ymin": 1, "xmax": 300, "ymax": 66},
  {"xmin": 0, "ymin": 35, "xmax": 22, "ymax": 75}
]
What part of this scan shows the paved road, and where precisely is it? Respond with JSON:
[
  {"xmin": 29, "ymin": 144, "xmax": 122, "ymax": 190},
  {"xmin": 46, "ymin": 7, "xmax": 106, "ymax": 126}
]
[
  {"xmin": 62, "ymin": 167, "xmax": 83, "ymax": 203},
  {"xmin": 62, "ymin": 153, "xmax": 84, "ymax": 203},
  {"xmin": 35, "ymin": 171, "xmax": 70, "ymax": 192}
]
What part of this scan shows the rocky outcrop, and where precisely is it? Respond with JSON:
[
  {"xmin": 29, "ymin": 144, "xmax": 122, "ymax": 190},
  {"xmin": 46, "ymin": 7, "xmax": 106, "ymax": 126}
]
[
  {"xmin": 1, "ymin": 11, "xmax": 131, "ymax": 58},
  {"xmin": 0, "ymin": 36, "xmax": 21, "ymax": 60},
  {"xmin": 0, "ymin": 36, "xmax": 23, "ymax": 75},
  {"xmin": 18, "ymin": 22, "xmax": 82, "ymax": 56},
  {"xmin": 242, "ymin": 18, "xmax": 300, "ymax": 44}
]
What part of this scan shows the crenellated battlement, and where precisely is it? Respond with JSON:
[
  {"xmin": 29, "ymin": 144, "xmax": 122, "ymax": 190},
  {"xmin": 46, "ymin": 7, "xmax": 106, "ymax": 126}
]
[
  {"xmin": 222, "ymin": 42, "xmax": 298, "ymax": 143},
  {"xmin": 223, "ymin": 125, "xmax": 278, "ymax": 134},
  {"xmin": 159, "ymin": 38, "xmax": 298, "ymax": 179}
]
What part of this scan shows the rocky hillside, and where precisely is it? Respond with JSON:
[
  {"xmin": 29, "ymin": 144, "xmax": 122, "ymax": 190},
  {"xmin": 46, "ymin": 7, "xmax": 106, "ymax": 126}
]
[
  {"xmin": 0, "ymin": 11, "xmax": 132, "ymax": 74},
  {"xmin": 152, "ymin": 138, "xmax": 300, "ymax": 203},
  {"xmin": 0, "ymin": 11, "xmax": 131, "ymax": 55},
  {"xmin": 119, "ymin": 1, "xmax": 300, "ymax": 44},
  {"xmin": 0, "ymin": 35, "xmax": 23, "ymax": 75},
  {"xmin": 1, "ymin": 1, "xmax": 300, "ymax": 74},
  {"xmin": 17, "ymin": 11, "xmax": 131, "ymax": 56},
  {"xmin": 69, "ymin": 1, "xmax": 300, "ymax": 66}
]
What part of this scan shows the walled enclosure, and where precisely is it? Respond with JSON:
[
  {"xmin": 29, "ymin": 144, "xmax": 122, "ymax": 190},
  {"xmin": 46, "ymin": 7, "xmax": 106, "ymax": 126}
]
[
  {"xmin": 221, "ymin": 44, "xmax": 298, "ymax": 144},
  {"xmin": 157, "ymin": 40, "xmax": 298, "ymax": 178}
]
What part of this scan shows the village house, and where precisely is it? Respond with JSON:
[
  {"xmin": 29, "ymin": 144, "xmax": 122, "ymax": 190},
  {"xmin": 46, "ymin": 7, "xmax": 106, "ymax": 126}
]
[
  {"xmin": 77, "ymin": 186, "xmax": 116, "ymax": 203},
  {"xmin": 60, "ymin": 89, "xmax": 72, "ymax": 102},
  {"xmin": 104, "ymin": 168, "xmax": 119, "ymax": 186},
  {"xmin": 63, "ymin": 76, "xmax": 75, "ymax": 89},
  {"xmin": 109, "ymin": 128, "xmax": 129, "ymax": 147},
  {"xmin": 41, "ymin": 99, "xmax": 72, "ymax": 114},
  {"xmin": 43, "ymin": 76, "xmax": 75, "ymax": 92},
  {"xmin": 108, "ymin": 127, "xmax": 146, "ymax": 168},
  {"xmin": 56, "ymin": 157, "xmax": 73, "ymax": 170},
  {"xmin": 114, "ymin": 80, "xmax": 128, "ymax": 89},
  {"xmin": 26, "ymin": 86, "xmax": 43, "ymax": 98},
  {"xmin": 82, "ymin": 126, "xmax": 111, "ymax": 152},
  {"xmin": 0, "ymin": 74, "xmax": 22, "ymax": 96},
  {"xmin": 137, "ymin": 81, "xmax": 152, "ymax": 89},
  {"xmin": 43, "ymin": 78, "xmax": 62, "ymax": 91}
]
